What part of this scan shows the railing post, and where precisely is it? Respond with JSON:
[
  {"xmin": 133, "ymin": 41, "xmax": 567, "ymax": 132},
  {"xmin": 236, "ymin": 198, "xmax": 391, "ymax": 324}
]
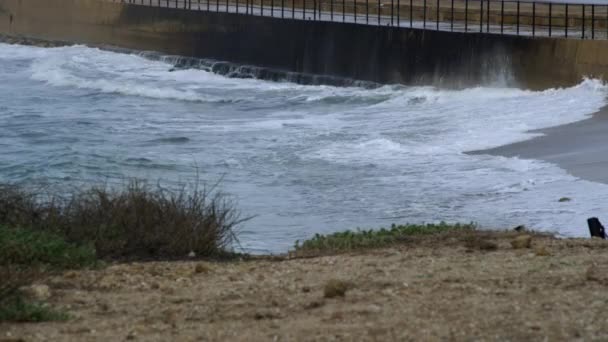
[
  {"xmin": 436, "ymin": 0, "xmax": 439, "ymax": 30},
  {"xmin": 378, "ymin": 0, "xmax": 381, "ymax": 25},
  {"xmin": 392, "ymin": 0, "xmax": 395, "ymax": 26},
  {"xmin": 271, "ymin": 0, "xmax": 274, "ymax": 17},
  {"xmin": 549, "ymin": 3, "xmax": 552, "ymax": 37},
  {"xmin": 565, "ymin": 4, "xmax": 568, "ymax": 37},
  {"xmin": 397, "ymin": 0, "xmax": 399, "ymax": 26},
  {"xmin": 532, "ymin": 2, "xmax": 535, "ymax": 36},
  {"xmin": 331, "ymin": 0, "xmax": 334, "ymax": 20},
  {"xmin": 582, "ymin": 4, "xmax": 585, "ymax": 39},
  {"xmin": 281, "ymin": 0, "xmax": 284, "ymax": 17},
  {"xmin": 409, "ymin": 0, "xmax": 413, "ymax": 27},
  {"xmin": 423, "ymin": 0, "xmax": 427, "ymax": 28},
  {"xmin": 516, "ymin": 1, "xmax": 520, "ymax": 35},
  {"xmin": 500, "ymin": 0, "xmax": 504, "ymax": 34},
  {"xmin": 216, "ymin": 0, "xmax": 219, "ymax": 12},
  {"xmin": 292, "ymin": 0, "xmax": 295, "ymax": 19},
  {"xmin": 313, "ymin": 0, "xmax": 316, "ymax": 20},
  {"xmin": 592, "ymin": 4, "xmax": 595, "ymax": 39},
  {"xmin": 450, "ymin": 0, "xmax": 454, "ymax": 31},
  {"xmin": 465, "ymin": 0, "xmax": 468, "ymax": 32},
  {"xmin": 486, "ymin": 0, "xmax": 490, "ymax": 32},
  {"xmin": 342, "ymin": 0, "xmax": 345, "ymax": 22},
  {"xmin": 354, "ymin": 0, "xmax": 357, "ymax": 22},
  {"xmin": 479, "ymin": 0, "xmax": 483, "ymax": 33}
]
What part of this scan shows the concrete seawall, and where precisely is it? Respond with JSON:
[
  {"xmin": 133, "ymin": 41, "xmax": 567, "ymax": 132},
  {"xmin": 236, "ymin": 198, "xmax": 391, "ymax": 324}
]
[{"xmin": 1, "ymin": 0, "xmax": 607, "ymax": 89}]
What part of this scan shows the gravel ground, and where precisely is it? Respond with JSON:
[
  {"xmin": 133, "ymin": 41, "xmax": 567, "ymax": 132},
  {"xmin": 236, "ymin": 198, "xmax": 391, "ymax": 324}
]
[{"xmin": 3, "ymin": 231, "xmax": 608, "ymax": 341}]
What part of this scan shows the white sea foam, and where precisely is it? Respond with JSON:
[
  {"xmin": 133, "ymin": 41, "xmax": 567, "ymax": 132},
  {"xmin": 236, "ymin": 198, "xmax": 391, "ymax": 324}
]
[{"xmin": 2, "ymin": 42, "xmax": 608, "ymax": 251}]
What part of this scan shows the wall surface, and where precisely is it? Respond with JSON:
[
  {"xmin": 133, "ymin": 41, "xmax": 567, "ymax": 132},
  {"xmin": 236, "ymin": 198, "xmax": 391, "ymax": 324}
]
[{"xmin": 1, "ymin": 0, "xmax": 608, "ymax": 89}]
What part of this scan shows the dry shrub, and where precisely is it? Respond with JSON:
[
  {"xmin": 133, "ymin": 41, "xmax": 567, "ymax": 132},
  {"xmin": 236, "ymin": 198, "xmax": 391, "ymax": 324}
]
[
  {"xmin": 0, "ymin": 265, "xmax": 44, "ymax": 304},
  {"xmin": 0, "ymin": 180, "xmax": 246, "ymax": 259}
]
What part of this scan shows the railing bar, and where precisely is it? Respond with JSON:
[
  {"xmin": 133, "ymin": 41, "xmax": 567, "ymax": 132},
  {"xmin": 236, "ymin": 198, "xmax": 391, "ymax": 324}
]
[
  {"xmin": 465, "ymin": 0, "xmax": 468, "ymax": 32},
  {"xmin": 479, "ymin": 0, "xmax": 483, "ymax": 33},
  {"xmin": 450, "ymin": 0, "xmax": 454, "ymax": 31},
  {"xmin": 516, "ymin": 1, "xmax": 520, "ymax": 36},
  {"xmin": 548, "ymin": 3, "xmax": 552, "ymax": 37},
  {"xmin": 532, "ymin": 2, "xmax": 535, "ymax": 37},
  {"xmin": 500, "ymin": 0, "xmax": 504, "ymax": 34},
  {"xmin": 565, "ymin": 4, "xmax": 568, "ymax": 38},
  {"xmin": 423, "ymin": 0, "xmax": 426, "ymax": 28},
  {"xmin": 392, "ymin": 0, "xmax": 395, "ymax": 26},
  {"xmin": 592, "ymin": 5, "xmax": 595, "ymax": 40},
  {"xmin": 582, "ymin": 4, "xmax": 585, "ymax": 39},
  {"xmin": 486, "ymin": 0, "xmax": 490, "ymax": 33},
  {"xmin": 436, "ymin": 0, "xmax": 439, "ymax": 30},
  {"xmin": 396, "ymin": 0, "xmax": 399, "ymax": 26},
  {"xmin": 409, "ymin": 0, "xmax": 412, "ymax": 28}
]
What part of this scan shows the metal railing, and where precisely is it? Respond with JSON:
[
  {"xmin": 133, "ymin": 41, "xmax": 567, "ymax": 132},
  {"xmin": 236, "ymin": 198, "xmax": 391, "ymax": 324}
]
[{"xmin": 118, "ymin": 0, "xmax": 608, "ymax": 39}]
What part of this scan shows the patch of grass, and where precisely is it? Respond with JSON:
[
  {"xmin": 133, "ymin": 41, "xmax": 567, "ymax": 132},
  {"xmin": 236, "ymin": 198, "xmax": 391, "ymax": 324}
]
[
  {"xmin": 0, "ymin": 180, "xmax": 246, "ymax": 259},
  {"xmin": 0, "ymin": 225, "xmax": 97, "ymax": 269},
  {"xmin": 0, "ymin": 295, "xmax": 68, "ymax": 322},
  {"xmin": 0, "ymin": 227, "xmax": 96, "ymax": 322},
  {"xmin": 294, "ymin": 222, "xmax": 476, "ymax": 253}
]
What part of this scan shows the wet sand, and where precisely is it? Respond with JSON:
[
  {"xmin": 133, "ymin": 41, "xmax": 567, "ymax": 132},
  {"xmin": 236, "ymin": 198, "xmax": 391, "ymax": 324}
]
[{"xmin": 473, "ymin": 106, "xmax": 608, "ymax": 184}]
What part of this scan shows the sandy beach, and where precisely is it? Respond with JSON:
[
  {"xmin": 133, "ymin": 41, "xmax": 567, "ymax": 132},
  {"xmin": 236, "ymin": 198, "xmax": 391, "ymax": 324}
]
[
  {"xmin": 3, "ymin": 231, "xmax": 608, "ymax": 341},
  {"xmin": 473, "ymin": 106, "xmax": 608, "ymax": 185}
]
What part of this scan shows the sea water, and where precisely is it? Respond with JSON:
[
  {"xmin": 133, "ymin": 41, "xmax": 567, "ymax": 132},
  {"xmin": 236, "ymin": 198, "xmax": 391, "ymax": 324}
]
[{"xmin": 1, "ymin": 42, "xmax": 608, "ymax": 253}]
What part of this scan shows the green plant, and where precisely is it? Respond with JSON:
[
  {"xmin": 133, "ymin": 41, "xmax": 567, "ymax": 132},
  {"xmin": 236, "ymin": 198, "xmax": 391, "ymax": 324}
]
[
  {"xmin": 294, "ymin": 222, "xmax": 476, "ymax": 253},
  {"xmin": 0, "ymin": 180, "xmax": 247, "ymax": 259},
  {"xmin": 0, "ymin": 295, "xmax": 68, "ymax": 322},
  {"xmin": 0, "ymin": 226, "xmax": 97, "ymax": 268}
]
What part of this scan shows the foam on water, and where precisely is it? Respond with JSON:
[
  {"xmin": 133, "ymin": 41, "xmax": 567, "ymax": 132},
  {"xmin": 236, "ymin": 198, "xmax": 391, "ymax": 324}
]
[{"xmin": 1, "ymin": 42, "xmax": 608, "ymax": 253}]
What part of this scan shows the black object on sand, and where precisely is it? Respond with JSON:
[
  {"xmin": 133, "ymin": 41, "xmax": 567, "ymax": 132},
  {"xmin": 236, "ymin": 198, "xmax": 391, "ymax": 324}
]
[{"xmin": 587, "ymin": 217, "xmax": 606, "ymax": 239}]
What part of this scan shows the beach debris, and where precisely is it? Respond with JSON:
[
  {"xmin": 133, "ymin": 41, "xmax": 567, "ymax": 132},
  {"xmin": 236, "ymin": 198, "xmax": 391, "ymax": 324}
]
[
  {"xmin": 511, "ymin": 235, "xmax": 532, "ymax": 249},
  {"xmin": 324, "ymin": 279, "xmax": 349, "ymax": 298},
  {"xmin": 535, "ymin": 246, "xmax": 551, "ymax": 256},
  {"xmin": 19, "ymin": 284, "xmax": 51, "ymax": 301},
  {"xmin": 253, "ymin": 308, "xmax": 281, "ymax": 320},
  {"xmin": 586, "ymin": 264, "xmax": 608, "ymax": 284},
  {"xmin": 587, "ymin": 217, "xmax": 606, "ymax": 239},
  {"xmin": 304, "ymin": 299, "xmax": 325, "ymax": 309},
  {"xmin": 558, "ymin": 197, "xmax": 572, "ymax": 202},
  {"xmin": 464, "ymin": 237, "xmax": 498, "ymax": 251},
  {"xmin": 187, "ymin": 251, "xmax": 196, "ymax": 258},
  {"xmin": 513, "ymin": 225, "xmax": 526, "ymax": 232},
  {"xmin": 194, "ymin": 263, "xmax": 209, "ymax": 274}
]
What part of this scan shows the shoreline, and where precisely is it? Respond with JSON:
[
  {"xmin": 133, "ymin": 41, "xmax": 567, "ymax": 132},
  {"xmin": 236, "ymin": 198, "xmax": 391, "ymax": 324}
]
[{"xmin": 471, "ymin": 106, "xmax": 608, "ymax": 185}]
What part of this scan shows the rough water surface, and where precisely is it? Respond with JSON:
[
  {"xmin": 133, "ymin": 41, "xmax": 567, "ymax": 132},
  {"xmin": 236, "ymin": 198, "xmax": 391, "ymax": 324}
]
[{"xmin": 1, "ymin": 43, "xmax": 608, "ymax": 253}]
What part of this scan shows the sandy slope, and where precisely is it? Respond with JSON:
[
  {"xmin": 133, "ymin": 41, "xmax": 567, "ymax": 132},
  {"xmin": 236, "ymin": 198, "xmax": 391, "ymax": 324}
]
[{"xmin": 3, "ymin": 231, "xmax": 608, "ymax": 341}]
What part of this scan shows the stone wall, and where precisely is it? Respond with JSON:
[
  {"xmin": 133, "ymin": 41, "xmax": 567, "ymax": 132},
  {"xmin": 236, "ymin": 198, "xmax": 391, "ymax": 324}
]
[{"xmin": 1, "ymin": 0, "xmax": 607, "ymax": 89}]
